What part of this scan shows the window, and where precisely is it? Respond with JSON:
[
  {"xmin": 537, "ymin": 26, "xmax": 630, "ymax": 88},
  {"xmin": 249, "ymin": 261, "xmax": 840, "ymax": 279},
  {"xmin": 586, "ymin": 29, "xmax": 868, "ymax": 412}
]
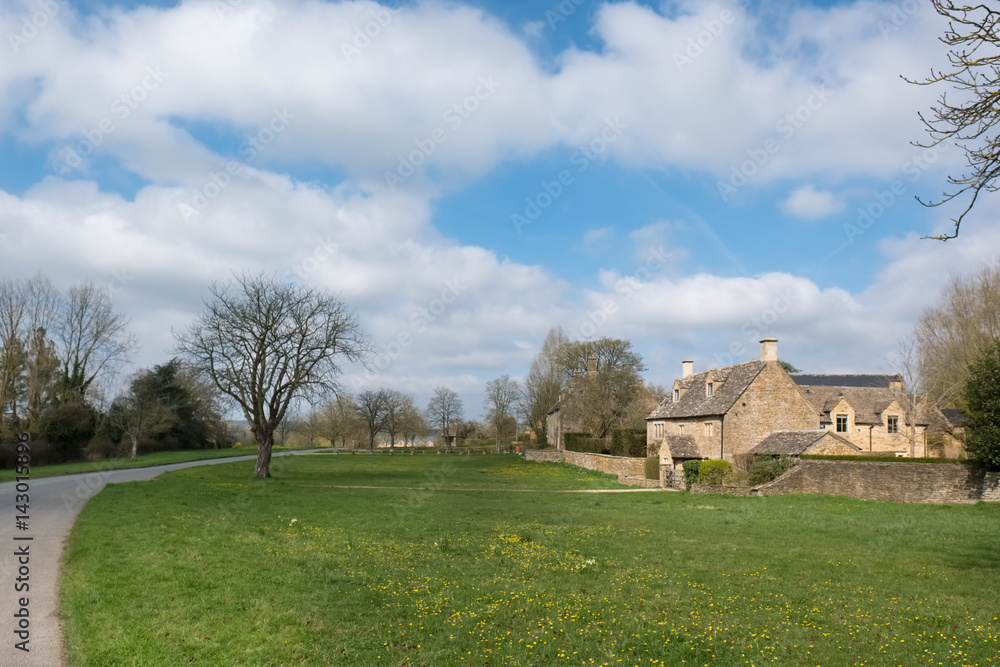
[
  {"xmin": 654, "ymin": 423, "xmax": 664, "ymax": 438},
  {"xmin": 887, "ymin": 416, "xmax": 899, "ymax": 434},
  {"xmin": 836, "ymin": 414, "xmax": 848, "ymax": 433},
  {"xmin": 706, "ymin": 382, "xmax": 714, "ymax": 397},
  {"xmin": 704, "ymin": 422, "xmax": 713, "ymax": 437},
  {"xmin": 673, "ymin": 389, "xmax": 679, "ymax": 402}
]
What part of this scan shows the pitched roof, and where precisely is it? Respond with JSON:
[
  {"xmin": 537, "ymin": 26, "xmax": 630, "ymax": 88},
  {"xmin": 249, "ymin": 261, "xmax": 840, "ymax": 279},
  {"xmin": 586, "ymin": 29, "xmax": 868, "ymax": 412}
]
[
  {"xmin": 663, "ymin": 435, "xmax": 700, "ymax": 459},
  {"xmin": 647, "ymin": 360, "xmax": 765, "ymax": 420},
  {"xmin": 751, "ymin": 430, "xmax": 859, "ymax": 455},
  {"xmin": 940, "ymin": 407, "xmax": 964, "ymax": 428},
  {"xmin": 791, "ymin": 374, "xmax": 902, "ymax": 388},
  {"xmin": 796, "ymin": 385, "xmax": 921, "ymax": 426}
]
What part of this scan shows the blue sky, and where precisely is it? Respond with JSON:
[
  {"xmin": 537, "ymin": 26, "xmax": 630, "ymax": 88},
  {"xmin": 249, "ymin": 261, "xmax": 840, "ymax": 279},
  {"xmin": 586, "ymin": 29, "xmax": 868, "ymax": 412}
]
[{"xmin": 1, "ymin": 0, "xmax": 998, "ymax": 418}]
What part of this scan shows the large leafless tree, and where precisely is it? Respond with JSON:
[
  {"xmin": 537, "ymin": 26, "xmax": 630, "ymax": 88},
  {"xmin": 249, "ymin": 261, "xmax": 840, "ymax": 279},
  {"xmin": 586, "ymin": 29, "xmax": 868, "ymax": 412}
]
[
  {"xmin": 521, "ymin": 326, "xmax": 567, "ymax": 444},
  {"xmin": 54, "ymin": 280, "xmax": 135, "ymax": 403},
  {"xmin": 425, "ymin": 386, "xmax": 463, "ymax": 450},
  {"xmin": 915, "ymin": 259, "xmax": 1000, "ymax": 407},
  {"xmin": 356, "ymin": 388, "xmax": 392, "ymax": 452},
  {"xmin": 909, "ymin": 1, "xmax": 1000, "ymax": 240},
  {"xmin": 483, "ymin": 375, "xmax": 520, "ymax": 453},
  {"xmin": 174, "ymin": 273, "xmax": 368, "ymax": 477}
]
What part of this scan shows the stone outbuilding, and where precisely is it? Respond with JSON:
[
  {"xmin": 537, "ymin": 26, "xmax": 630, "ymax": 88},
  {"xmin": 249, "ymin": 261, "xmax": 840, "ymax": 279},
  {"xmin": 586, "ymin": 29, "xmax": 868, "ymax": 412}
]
[{"xmin": 751, "ymin": 430, "xmax": 860, "ymax": 457}]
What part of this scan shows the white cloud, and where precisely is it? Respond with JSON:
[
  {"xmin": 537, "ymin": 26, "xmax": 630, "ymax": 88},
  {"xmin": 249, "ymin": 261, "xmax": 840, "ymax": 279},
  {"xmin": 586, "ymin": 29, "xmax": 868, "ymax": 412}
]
[{"xmin": 780, "ymin": 184, "xmax": 844, "ymax": 220}]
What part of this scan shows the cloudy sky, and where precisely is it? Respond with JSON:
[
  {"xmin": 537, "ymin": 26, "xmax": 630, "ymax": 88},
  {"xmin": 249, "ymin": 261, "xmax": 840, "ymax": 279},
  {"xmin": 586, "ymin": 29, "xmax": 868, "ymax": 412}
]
[{"xmin": 2, "ymin": 0, "xmax": 997, "ymax": 418}]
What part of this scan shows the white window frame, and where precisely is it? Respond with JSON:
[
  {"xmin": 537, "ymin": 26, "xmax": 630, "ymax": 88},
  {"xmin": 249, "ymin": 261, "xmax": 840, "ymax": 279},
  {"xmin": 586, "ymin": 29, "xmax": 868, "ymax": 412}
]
[{"xmin": 706, "ymin": 382, "xmax": 714, "ymax": 397}]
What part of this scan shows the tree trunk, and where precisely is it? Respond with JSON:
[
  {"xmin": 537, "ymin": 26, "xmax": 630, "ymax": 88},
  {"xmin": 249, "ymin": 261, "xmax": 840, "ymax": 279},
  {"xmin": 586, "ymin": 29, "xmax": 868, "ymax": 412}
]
[
  {"xmin": 254, "ymin": 429, "xmax": 274, "ymax": 478},
  {"xmin": 130, "ymin": 433, "xmax": 138, "ymax": 461}
]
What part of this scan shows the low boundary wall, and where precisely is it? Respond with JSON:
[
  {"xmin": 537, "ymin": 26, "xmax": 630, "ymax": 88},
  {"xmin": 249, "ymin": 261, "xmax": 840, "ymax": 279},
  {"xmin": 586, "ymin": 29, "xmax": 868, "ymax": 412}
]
[
  {"xmin": 523, "ymin": 450, "xmax": 649, "ymax": 484},
  {"xmin": 694, "ymin": 460, "xmax": 1000, "ymax": 504}
]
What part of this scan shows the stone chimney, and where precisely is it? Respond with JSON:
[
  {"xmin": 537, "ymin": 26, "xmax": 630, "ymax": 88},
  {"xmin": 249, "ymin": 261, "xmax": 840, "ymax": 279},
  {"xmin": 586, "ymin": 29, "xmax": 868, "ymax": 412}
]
[
  {"xmin": 586, "ymin": 356, "xmax": 597, "ymax": 375},
  {"xmin": 760, "ymin": 338, "xmax": 778, "ymax": 363},
  {"xmin": 682, "ymin": 360, "xmax": 693, "ymax": 378}
]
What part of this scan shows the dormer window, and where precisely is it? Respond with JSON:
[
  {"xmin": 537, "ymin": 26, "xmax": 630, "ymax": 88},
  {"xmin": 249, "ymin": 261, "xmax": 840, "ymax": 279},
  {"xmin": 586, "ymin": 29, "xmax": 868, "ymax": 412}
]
[
  {"xmin": 673, "ymin": 389, "xmax": 679, "ymax": 402},
  {"xmin": 706, "ymin": 382, "xmax": 714, "ymax": 397}
]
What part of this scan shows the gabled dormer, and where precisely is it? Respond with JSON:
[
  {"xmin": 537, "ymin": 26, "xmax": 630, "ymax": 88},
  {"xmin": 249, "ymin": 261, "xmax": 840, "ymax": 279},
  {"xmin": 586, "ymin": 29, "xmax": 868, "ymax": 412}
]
[
  {"xmin": 672, "ymin": 378, "xmax": 687, "ymax": 403},
  {"xmin": 704, "ymin": 371, "xmax": 717, "ymax": 398}
]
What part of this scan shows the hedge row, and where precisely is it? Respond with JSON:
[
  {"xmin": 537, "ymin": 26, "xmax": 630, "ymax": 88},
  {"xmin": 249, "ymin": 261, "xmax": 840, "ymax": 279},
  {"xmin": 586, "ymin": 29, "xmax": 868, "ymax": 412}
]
[{"xmin": 565, "ymin": 430, "xmax": 649, "ymax": 457}]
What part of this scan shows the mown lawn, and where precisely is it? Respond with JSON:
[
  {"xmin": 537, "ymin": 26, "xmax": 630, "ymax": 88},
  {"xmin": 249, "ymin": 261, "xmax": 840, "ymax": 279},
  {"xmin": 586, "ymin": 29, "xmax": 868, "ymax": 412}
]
[
  {"xmin": 0, "ymin": 444, "xmax": 315, "ymax": 482},
  {"xmin": 61, "ymin": 454, "xmax": 1000, "ymax": 666}
]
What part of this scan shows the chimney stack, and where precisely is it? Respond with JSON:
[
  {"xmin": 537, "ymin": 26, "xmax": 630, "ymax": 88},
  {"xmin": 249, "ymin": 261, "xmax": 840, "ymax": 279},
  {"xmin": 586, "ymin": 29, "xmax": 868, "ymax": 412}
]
[
  {"xmin": 587, "ymin": 356, "xmax": 597, "ymax": 375},
  {"xmin": 760, "ymin": 338, "xmax": 778, "ymax": 363},
  {"xmin": 682, "ymin": 360, "xmax": 693, "ymax": 378}
]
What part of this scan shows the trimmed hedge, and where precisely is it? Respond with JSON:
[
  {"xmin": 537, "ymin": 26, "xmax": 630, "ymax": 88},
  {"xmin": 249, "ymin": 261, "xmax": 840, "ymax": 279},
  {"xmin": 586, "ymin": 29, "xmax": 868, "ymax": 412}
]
[
  {"xmin": 800, "ymin": 455, "xmax": 967, "ymax": 463},
  {"xmin": 698, "ymin": 459, "xmax": 733, "ymax": 486},
  {"xmin": 682, "ymin": 459, "xmax": 702, "ymax": 491},
  {"xmin": 747, "ymin": 455, "xmax": 796, "ymax": 486},
  {"xmin": 611, "ymin": 429, "xmax": 648, "ymax": 457},
  {"xmin": 564, "ymin": 432, "xmax": 608, "ymax": 454},
  {"xmin": 644, "ymin": 456, "xmax": 659, "ymax": 480}
]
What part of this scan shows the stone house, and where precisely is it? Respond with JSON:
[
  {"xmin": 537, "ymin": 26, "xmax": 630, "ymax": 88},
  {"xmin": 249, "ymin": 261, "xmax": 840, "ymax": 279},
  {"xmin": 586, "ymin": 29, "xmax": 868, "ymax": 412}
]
[
  {"xmin": 647, "ymin": 339, "xmax": 820, "ymax": 468},
  {"xmin": 647, "ymin": 338, "xmax": 946, "ymax": 471},
  {"xmin": 790, "ymin": 374, "xmax": 929, "ymax": 456}
]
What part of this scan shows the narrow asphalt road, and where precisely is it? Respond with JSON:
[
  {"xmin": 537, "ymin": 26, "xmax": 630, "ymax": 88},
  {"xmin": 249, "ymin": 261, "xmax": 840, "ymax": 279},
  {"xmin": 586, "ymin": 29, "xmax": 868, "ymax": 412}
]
[{"xmin": 0, "ymin": 449, "xmax": 322, "ymax": 667}]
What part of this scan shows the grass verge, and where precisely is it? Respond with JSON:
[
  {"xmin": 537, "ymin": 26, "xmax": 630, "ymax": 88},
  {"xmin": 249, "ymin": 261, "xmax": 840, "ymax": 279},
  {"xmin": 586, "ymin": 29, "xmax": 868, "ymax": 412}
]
[
  {"xmin": 0, "ymin": 444, "xmax": 317, "ymax": 482},
  {"xmin": 62, "ymin": 455, "xmax": 1000, "ymax": 666}
]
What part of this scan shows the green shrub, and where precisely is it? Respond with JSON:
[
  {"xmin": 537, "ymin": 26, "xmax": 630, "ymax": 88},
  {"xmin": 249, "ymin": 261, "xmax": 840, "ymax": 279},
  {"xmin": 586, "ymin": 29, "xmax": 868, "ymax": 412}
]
[
  {"xmin": 611, "ymin": 429, "xmax": 648, "ymax": 457},
  {"xmin": 564, "ymin": 433, "xmax": 608, "ymax": 454},
  {"xmin": 747, "ymin": 455, "xmax": 796, "ymax": 486},
  {"xmin": 682, "ymin": 459, "xmax": 702, "ymax": 491},
  {"xmin": 644, "ymin": 456, "xmax": 659, "ymax": 480},
  {"xmin": 698, "ymin": 459, "xmax": 733, "ymax": 486}
]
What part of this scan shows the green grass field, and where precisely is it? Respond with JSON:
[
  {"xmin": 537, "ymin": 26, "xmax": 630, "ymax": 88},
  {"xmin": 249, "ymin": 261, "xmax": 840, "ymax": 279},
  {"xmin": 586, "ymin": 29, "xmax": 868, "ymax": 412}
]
[
  {"xmin": 0, "ymin": 444, "xmax": 316, "ymax": 482},
  {"xmin": 61, "ymin": 455, "xmax": 1000, "ymax": 666}
]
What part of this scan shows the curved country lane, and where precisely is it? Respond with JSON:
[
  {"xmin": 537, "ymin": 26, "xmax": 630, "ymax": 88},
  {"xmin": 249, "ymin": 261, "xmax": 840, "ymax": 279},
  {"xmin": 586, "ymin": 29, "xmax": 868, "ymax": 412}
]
[{"xmin": 0, "ymin": 449, "xmax": 324, "ymax": 667}]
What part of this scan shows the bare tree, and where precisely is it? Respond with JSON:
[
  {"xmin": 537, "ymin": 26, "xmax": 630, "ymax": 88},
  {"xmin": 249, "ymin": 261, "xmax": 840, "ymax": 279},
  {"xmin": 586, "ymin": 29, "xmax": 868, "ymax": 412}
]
[
  {"xmin": 320, "ymin": 393, "xmax": 361, "ymax": 448},
  {"xmin": 426, "ymin": 386, "xmax": 463, "ymax": 451},
  {"xmin": 382, "ymin": 389, "xmax": 409, "ymax": 450},
  {"xmin": 53, "ymin": 281, "xmax": 135, "ymax": 404},
  {"xmin": 915, "ymin": 260, "xmax": 1000, "ymax": 407},
  {"xmin": 174, "ymin": 273, "xmax": 368, "ymax": 477},
  {"xmin": 483, "ymin": 375, "xmax": 520, "ymax": 453},
  {"xmin": 400, "ymin": 398, "xmax": 429, "ymax": 446},
  {"xmin": 556, "ymin": 338, "xmax": 647, "ymax": 439},
  {"xmin": 107, "ymin": 368, "xmax": 169, "ymax": 461},
  {"xmin": 908, "ymin": 1, "xmax": 1000, "ymax": 240},
  {"xmin": 356, "ymin": 389, "xmax": 391, "ymax": 451},
  {"xmin": 521, "ymin": 326, "xmax": 567, "ymax": 444}
]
